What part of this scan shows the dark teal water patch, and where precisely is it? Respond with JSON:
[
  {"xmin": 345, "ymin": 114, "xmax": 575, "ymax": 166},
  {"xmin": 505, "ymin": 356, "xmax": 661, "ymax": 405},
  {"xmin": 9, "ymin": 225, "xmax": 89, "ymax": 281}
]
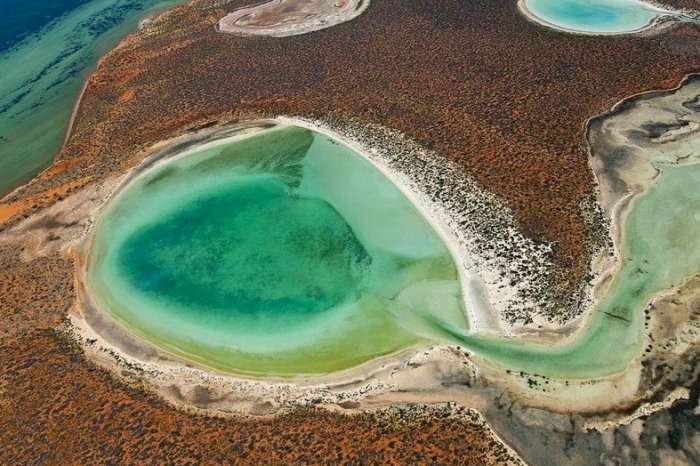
[
  {"xmin": 116, "ymin": 175, "xmax": 371, "ymax": 320},
  {"xmin": 0, "ymin": 0, "xmax": 188, "ymax": 196},
  {"xmin": 0, "ymin": 0, "xmax": 93, "ymax": 52}
]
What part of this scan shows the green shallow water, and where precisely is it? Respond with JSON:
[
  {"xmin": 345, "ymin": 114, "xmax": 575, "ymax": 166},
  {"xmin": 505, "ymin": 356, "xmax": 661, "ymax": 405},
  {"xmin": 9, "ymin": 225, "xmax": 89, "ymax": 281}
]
[
  {"xmin": 456, "ymin": 161, "xmax": 700, "ymax": 378},
  {"xmin": 117, "ymin": 178, "xmax": 371, "ymax": 317},
  {"xmin": 88, "ymin": 126, "xmax": 469, "ymax": 376}
]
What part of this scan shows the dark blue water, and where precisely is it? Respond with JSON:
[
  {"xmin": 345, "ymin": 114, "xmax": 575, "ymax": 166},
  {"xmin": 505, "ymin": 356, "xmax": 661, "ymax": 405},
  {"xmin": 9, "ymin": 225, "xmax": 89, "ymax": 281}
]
[
  {"xmin": 0, "ymin": 0, "xmax": 93, "ymax": 52},
  {"xmin": 0, "ymin": 0, "xmax": 187, "ymax": 197}
]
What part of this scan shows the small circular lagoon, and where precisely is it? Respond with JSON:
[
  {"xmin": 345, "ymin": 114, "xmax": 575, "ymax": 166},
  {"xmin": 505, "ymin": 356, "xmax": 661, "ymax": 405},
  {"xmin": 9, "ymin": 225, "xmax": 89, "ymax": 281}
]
[
  {"xmin": 87, "ymin": 124, "xmax": 469, "ymax": 376},
  {"xmin": 519, "ymin": 0, "xmax": 673, "ymax": 35}
]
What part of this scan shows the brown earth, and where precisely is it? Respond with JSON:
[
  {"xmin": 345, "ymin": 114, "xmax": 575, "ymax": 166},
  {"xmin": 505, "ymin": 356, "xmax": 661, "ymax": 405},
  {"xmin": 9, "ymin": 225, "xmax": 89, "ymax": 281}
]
[
  {"xmin": 0, "ymin": 223, "xmax": 521, "ymax": 464},
  {"xmin": 0, "ymin": 330, "xmax": 517, "ymax": 465},
  {"xmin": 1, "ymin": 0, "xmax": 700, "ymax": 464},
  {"xmin": 658, "ymin": 0, "xmax": 700, "ymax": 10}
]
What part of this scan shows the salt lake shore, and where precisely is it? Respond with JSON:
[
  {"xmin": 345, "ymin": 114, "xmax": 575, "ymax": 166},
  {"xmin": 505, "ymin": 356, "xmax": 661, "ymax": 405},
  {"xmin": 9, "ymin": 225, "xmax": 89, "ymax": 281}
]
[{"xmin": 216, "ymin": 0, "xmax": 370, "ymax": 37}]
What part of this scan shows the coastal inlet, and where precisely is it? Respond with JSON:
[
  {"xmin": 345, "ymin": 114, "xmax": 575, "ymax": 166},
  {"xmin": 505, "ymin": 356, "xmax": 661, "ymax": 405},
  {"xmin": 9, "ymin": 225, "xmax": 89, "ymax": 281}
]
[{"xmin": 83, "ymin": 76, "xmax": 700, "ymax": 381}]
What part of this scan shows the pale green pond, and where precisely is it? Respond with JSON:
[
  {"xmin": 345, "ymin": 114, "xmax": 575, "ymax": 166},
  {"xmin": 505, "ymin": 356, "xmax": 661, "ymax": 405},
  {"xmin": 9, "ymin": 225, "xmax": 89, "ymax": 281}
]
[{"xmin": 88, "ymin": 126, "xmax": 469, "ymax": 376}]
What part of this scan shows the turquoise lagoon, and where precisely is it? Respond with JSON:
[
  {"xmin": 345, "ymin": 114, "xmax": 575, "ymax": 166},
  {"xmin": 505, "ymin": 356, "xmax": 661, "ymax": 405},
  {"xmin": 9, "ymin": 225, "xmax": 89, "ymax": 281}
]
[
  {"xmin": 88, "ymin": 126, "xmax": 469, "ymax": 376},
  {"xmin": 520, "ymin": 0, "xmax": 672, "ymax": 34}
]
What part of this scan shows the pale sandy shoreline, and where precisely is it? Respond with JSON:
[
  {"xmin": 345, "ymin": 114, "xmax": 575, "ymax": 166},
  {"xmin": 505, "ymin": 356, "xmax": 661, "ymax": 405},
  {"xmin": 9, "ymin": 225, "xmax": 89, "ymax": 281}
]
[{"xmin": 59, "ymin": 119, "xmax": 512, "ymax": 384}]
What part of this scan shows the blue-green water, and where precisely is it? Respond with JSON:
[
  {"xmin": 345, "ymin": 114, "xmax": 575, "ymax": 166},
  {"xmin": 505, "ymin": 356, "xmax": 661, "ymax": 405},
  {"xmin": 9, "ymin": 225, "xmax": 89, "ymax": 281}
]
[
  {"xmin": 0, "ymin": 0, "xmax": 93, "ymax": 52},
  {"xmin": 118, "ymin": 177, "xmax": 371, "ymax": 318},
  {"xmin": 455, "ymin": 161, "xmax": 700, "ymax": 378},
  {"xmin": 0, "ymin": 0, "xmax": 187, "ymax": 196},
  {"xmin": 521, "ymin": 0, "xmax": 672, "ymax": 34},
  {"xmin": 88, "ymin": 126, "xmax": 469, "ymax": 375}
]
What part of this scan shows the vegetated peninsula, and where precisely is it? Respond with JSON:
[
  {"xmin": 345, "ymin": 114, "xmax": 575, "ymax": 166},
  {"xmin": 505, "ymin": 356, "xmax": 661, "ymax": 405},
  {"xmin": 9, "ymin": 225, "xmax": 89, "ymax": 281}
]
[{"xmin": 1, "ymin": 0, "xmax": 699, "ymax": 464}]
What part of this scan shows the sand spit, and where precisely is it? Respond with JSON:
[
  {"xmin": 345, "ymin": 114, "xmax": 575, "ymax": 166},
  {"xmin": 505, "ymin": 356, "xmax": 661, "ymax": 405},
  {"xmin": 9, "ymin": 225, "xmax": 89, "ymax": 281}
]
[
  {"xmin": 283, "ymin": 117, "xmax": 569, "ymax": 334},
  {"xmin": 216, "ymin": 0, "xmax": 370, "ymax": 37}
]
